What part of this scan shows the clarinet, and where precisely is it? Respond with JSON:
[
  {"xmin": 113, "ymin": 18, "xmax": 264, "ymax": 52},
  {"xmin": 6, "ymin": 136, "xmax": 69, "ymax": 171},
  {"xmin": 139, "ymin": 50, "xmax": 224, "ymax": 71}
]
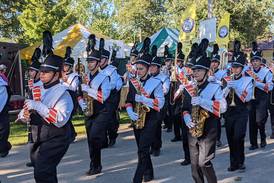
[{"xmin": 25, "ymin": 84, "xmax": 33, "ymax": 143}]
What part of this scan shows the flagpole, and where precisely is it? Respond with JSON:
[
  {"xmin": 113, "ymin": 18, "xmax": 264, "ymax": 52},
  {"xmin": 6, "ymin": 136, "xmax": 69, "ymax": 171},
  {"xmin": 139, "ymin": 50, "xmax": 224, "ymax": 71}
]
[{"xmin": 208, "ymin": 0, "xmax": 213, "ymax": 18}]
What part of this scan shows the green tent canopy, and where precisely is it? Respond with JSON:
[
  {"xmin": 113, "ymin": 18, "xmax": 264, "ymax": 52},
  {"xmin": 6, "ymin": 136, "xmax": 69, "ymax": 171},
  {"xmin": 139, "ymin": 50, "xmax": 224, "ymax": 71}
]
[{"xmin": 137, "ymin": 28, "xmax": 179, "ymax": 57}]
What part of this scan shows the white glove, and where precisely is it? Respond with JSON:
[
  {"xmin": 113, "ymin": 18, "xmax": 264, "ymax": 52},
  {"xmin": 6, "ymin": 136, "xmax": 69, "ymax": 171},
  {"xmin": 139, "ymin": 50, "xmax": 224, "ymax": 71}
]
[
  {"xmin": 17, "ymin": 109, "xmax": 28, "ymax": 123},
  {"xmin": 183, "ymin": 113, "xmax": 195, "ymax": 128},
  {"xmin": 191, "ymin": 96, "xmax": 202, "ymax": 106},
  {"xmin": 255, "ymin": 81, "xmax": 264, "ymax": 88},
  {"xmin": 81, "ymin": 84, "xmax": 90, "ymax": 92},
  {"xmin": 126, "ymin": 107, "xmax": 139, "ymax": 121},
  {"xmin": 24, "ymin": 99, "xmax": 49, "ymax": 117},
  {"xmin": 78, "ymin": 98, "xmax": 87, "ymax": 111},
  {"xmin": 208, "ymin": 75, "xmax": 216, "ymax": 82},
  {"xmin": 135, "ymin": 94, "xmax": 144, "ymax": 103}
]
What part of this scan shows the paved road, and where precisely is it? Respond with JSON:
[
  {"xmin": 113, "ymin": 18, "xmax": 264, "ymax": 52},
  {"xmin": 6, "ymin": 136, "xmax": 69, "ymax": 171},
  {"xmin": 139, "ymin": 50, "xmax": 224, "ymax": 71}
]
[{"xmin": 1, "ymin": 121, "xmax": 274, "ymax": 183}]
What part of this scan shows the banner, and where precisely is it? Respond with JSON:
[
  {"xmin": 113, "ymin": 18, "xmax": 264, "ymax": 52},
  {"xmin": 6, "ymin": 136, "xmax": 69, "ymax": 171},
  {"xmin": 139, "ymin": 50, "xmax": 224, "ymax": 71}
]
[
  {"xmin": 199, "ymin": 18, "xmax": 217, "ymax": 43},
  {"xmin": 216, "ymin": 12, "xmax": 230, "ymax": 47},
  {"xmin": 179, "ymin": 4, "xmax": 196, "ymax": 41}
]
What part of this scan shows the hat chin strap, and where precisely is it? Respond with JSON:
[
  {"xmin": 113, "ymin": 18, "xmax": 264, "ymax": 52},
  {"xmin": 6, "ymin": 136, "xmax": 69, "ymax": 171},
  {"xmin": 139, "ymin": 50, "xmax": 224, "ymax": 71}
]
[
  {"xmin": 197, "ymin": 70, "xmax": 208, "ymax": 84},
  {"xmin": 44, "ymin": 71, "xmax": 58, "ymax": 86}
]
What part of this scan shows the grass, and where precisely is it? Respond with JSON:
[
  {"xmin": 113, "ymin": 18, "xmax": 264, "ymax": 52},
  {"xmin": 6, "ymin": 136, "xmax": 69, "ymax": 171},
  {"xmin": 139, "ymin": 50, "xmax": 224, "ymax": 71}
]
[{"xmin": 9, "ymin": 111, "xmax": 130, "ymax": 146}]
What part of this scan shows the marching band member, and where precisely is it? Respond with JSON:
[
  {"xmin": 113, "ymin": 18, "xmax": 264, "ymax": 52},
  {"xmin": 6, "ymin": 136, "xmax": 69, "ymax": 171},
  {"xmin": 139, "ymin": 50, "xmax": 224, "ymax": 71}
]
[
  {"xmin": 223, "ymin": 53, "xmax": 253, "ymax": 172},
  {"xmin": 126, "ymin": 37, "xmax": 164, "ymax": 183},
  {"xmin": 149, "ymin": 45, "xmax": 170, "ymax": 157},
  {"xmin": 269, "ymin": 61, "xmax": 274, "ymax": 139},
  {"xmin": 209, "ymin": 44, "xmax": 226, "ymax": 147},
  {"xmin": 24, "ymin": 48, "xmax": 43, "ymax": 167},
  {"xmin": 99, "ymin": 39, "xmax": 123, "ymax": 147},
  {"xmin": 61, "ymin": 47, "xmax": 80, "ymax": 92},
  {"xmin": 246, "ymin": 42, "xmax": 273, "ymax": 150},
  {"xmin": 18, "ymin": 54, "xmax": 76, "ymax": 183},
  {"xmin": 170, "ymin": 43, "xmax": 186, "ymax": 143},
  {"xmin": 161, "ymin": 45, "xmax": 173, "ymax": 132},
  {"xmin": 181, "ymin": 39, "xmax": 227, "ymax": 183},
  {"xmin": 0, "ymin": 64, "xmax": 11, "ymax": 158},
  {"xmin": 123, "ymin": 44, "xmax": 139, "ymax": 83},
  {"xmin": 81, "ymin": 50, "xmax": 111, "ymax": 175}
]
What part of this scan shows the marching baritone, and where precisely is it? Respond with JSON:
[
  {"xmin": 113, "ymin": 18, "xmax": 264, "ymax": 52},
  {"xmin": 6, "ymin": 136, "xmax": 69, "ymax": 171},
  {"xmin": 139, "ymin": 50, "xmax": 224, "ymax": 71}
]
[
  {"xmin": 18, "ymin": 54, "xmax": 76, "ymax": 183},
  {"xmin": 125, "ymin": 51, "xmax": 164, "ymax": 183},
  {"xmin": 246, "ymin": 42, "xmax": 273, "ymax": 150},
  {"xmin": 181, "ymin": 42, "xmax": 227, "ymax": 183},
  {"xmin": 81, "ymin": 50, "xmax": 111, "ymax": 175},
  {"xmin": 149, "ymin": 45, "xmax": 170, "ymax": 156},
  {"xmin": 0, "ymin": 64, "xmax": 11, "ymax": 158},
  {"xmin": 223, "ymin": 54, "xmax": 253, "ymax": 172}
]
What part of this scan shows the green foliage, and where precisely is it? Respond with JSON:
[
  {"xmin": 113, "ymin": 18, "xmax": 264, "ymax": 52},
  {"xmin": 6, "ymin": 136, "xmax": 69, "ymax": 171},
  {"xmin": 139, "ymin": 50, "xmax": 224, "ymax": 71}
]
[{"xmin": 0, "ymin": 0, "xmax": 272, "ymax": 46}]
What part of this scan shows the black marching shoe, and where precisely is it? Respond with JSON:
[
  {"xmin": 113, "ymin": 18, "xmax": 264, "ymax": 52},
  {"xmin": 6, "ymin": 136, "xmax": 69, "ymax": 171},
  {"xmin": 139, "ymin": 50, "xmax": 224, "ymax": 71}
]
[
  {"xmin": 26, "ymin": 162, "xmax": 34, "ymax": 167},
  {"xmin": 153, "ymin": 149, "xmax": 160, "ymax": 157},
  {"xmin": 171, "ymin": 137, "xmax": 181, "ymax": 142},
  {"xmin": 180, "ymin": 159, "xmax": 191, "ymax": 166},
  {"xmin": 86, "ymin": 166, "xmax": 102, "ymax": 176},
  {"xmin": 227, "ymin": 166, "xmax": 238, "ymax": 172},
  {"xmin": 216, "ymin": 140, "xmax": 223, "ymax": 147},
  {"xmin": 0, "ymin": 151, "xmax": 9, "ymax": 158},
  {"xmin": 108, "ymin": 139, "xmax": 116, "ymax": 147},
  {"xmin": 249, "ymin": 145, "xmax": 258, "ymax": 150},
  {"xmin": 260, "ymin": 140, "xmax": 267, "ymax": 148},
  {"xmin": 143, "ymin": 175, "xmax": 154, "ymax": 182},
  {"xmin": 238, "ymin": 164, "xmax": 246, "ymax": 173}
]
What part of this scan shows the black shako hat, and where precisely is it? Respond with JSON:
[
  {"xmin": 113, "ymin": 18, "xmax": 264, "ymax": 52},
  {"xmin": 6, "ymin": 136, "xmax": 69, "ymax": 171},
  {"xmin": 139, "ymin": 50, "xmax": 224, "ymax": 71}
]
[
  {"xmin": 86, "ymin": 50, "xmax": 101, "ymax": 62},
  {"xmin": 40, "ymin": 54, "xmax": 63, "ymax": 72}
]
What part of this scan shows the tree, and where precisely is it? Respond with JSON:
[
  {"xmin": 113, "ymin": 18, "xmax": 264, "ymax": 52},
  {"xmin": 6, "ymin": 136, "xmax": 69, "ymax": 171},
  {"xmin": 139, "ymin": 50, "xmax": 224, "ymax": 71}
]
[
  {"xmin": 0, "ymin": 0, "xmax": 27, "ymax": 40},
  {"xmin": 114, "ymin": 0, "xmax": 168, "ymax": 43}
]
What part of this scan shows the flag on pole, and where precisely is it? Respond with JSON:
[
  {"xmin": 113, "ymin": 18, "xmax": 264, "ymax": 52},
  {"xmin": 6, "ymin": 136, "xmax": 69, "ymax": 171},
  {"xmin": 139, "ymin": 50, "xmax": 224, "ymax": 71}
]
[
  {"xmin": 179, "ymin": 4, "xmax": 197, "ymax": 41},
  {"xmin": 216, "ymin": 12, "xmax": 230, "ymax": 47}
]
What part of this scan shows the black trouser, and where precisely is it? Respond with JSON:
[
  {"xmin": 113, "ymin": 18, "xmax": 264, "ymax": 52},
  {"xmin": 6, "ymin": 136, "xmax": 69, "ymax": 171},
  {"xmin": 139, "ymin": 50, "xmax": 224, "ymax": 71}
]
[
  {"xmin": 33, "ymin": 123, "xmax": 72, "ymax": 183},
  {"xmin": 133, "ymin": 117, "xmax": 158, "ymax": 183},
  {"xmin": 269, "ymin": 104, "xmax": 274, "ymax": 135},
  {"xmin": 151, "ymin": 118, "xmax": 162, "ymax": 151},
  {"xmin": 107, "ymin": 110, "xmax": 119, "ymax": 141},
  {"xmin": 163, "ymin": 101, "xmax": 172, "ymax": 130},
  {"xmin": 188, "ymin": 118, "xmax": 218, "ymax": 183},
  {"xmin": 217, "ymin": 118, "xmax": 221, "ymax": 142},
  {"xmin": 181, "ymin": 118, "xmax": 190, "ymax": 161},
  {"xmin": 86, "ymin": 112, "xmax": 109, "ymax": 169},
  {"xmin": 0, "ymin": 113, "xmax": 11, "ymax": 154},
  {"xmin": 173, "ymin": 113, "xmax": 182, "ymax": 139},
  {"xmin": 248, "ymin": 102, "xmax": 268, "ymax": 146},
  {"xmin": 225, "ymin": 107, "xmax": 248, "ymax": 168}
]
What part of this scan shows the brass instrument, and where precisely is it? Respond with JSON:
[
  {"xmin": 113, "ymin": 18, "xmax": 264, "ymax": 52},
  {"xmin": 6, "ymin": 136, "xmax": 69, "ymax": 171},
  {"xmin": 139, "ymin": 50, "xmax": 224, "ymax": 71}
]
[
  {"xmin": 133, "ymin": 77, "xmax": 150, "ymax": 129},
  {"xmin": 76, "ymin": 59, "xmax": 94, "ymax": 117},
  {"xmin": 189, "ymin": 81, "xmax": 210, "ymax": 138},
  {"xmin": 229, "ymin": 74, "xmax": 236, "ymax": 106},
  {"xmin": 170, "ymin": 47, "xmax": 178, "ymax": 105}
]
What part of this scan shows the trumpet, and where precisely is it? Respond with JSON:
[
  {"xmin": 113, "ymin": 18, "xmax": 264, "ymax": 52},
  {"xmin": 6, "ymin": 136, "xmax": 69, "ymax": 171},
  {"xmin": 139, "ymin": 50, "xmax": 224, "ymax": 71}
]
[{"xmin": 229, "ymin": 74, "xmax": 236, "ymax": 107}]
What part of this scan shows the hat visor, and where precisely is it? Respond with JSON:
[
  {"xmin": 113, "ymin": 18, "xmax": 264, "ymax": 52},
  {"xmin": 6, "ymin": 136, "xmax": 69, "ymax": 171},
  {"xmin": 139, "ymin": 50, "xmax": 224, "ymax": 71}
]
[
  {"xmin": 40, "ymin": 66, "xmax": 57, "ymax": 72},
  {"xmin": 191, "ymin": 65, "xmax": 209, "ymax": 70},
  {"xmin": 211, "ymin": 59, "xmax": 220, "ymax": 62},
  {"xmin": 231, "ymin": 62, "xmax": 244, "ymax": 67},
  {"xmin": 135, "ymin": 60, "xmax": 150, "ymax": 67}
]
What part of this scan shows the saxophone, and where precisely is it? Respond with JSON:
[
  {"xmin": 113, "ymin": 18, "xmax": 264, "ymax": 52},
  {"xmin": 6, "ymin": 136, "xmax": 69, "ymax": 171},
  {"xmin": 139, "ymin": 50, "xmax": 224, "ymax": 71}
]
[
  {"xmin": 189, "ymin": 82, "xmax": 210, "ymax": 138},
  {"xmin": 134, "ymin": 78, "xmax": 150, "ymax": 129}
]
